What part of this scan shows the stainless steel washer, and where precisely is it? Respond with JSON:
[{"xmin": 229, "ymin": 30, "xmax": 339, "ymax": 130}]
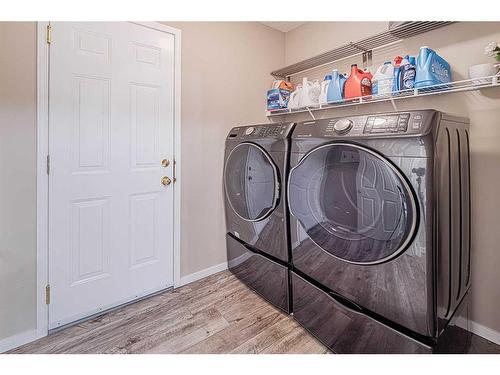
[{"xmin": 224, "ymin": 122, "xmax": 294, "ymax": 312}]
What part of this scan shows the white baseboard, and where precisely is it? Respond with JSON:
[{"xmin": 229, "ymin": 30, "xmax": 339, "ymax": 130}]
[
  {"xmin": 469, "ymin": 321, "xmax": 500, "ymax": 345},
  {"xmin": 452, "ymin": 316, "xmax": 500, "ymax": 345},
  {"xmin": 0, "ymin": 329, "xmax": 42, "ymax": 353},
  {"xmin": 177, "ymin": 261, "xmax": 228, "ymax": 287}
]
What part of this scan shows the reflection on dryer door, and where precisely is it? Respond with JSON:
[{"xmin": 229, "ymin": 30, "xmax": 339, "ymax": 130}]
[
  {"xmin": 289, "ymin": 143, "xmax": 416, "ymax": 264},
  {"xmin": 225, "ymin": 143, "xmax": 278, "ymax": 222}
]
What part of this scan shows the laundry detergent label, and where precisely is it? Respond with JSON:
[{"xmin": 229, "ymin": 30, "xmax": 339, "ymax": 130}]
[
  {"xmin": 360, "ymin": 77, "xmax": 372, "ymax": 96},
  {"xmin": 431, "ymin": 61, "xmax": 450, "ymax": 82},
  {"xmin": 401, "ymin": 67, "xmax": 416, "ymax": 89},
  {"xmin": 267, "ymin": 88, "xmax": 291, "ymax": 110}
]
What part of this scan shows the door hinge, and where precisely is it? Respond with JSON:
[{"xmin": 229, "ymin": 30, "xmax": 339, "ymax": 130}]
[
  {"xmin": 45, "ymin": 284, "xmax": 51, "ymax": 305},
  {"xmin": 46, "ymin": 24, "xmax": 52, "ymax": 44},
  {"xmin": 46, "ymin": 154, "xmax": 50, "ymax": 175}
]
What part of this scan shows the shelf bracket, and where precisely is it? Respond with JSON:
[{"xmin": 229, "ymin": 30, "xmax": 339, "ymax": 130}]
[
  {"xmin": 390, "ymin": 97, "xmax": 398, "ymax": 112},
  {"xmin": 362, "ymin": 50, "xmax": 373, "ymax": 69},
  {"xmin": 306, "ymin": 107, "xmax": 316, "ymax": 120}
]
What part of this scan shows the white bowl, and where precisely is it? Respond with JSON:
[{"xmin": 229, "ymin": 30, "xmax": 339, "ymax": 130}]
[{"xmin": 468, "ymin": 63, "xmax": 497, "ymax": 83}]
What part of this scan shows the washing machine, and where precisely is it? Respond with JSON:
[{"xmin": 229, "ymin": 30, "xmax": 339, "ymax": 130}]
[
  {"xmin": 287, "ymin": 110, "xmax": 471, "ymax": 353},
  {"xmin": 224, "ymin": 122, "xmax": 294, "ymax": 312}
]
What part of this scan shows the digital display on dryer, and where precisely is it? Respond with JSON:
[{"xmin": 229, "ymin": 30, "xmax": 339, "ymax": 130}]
[{"xmin": 364, "ymin": 114, "xmax": 409, "ymax": 133}]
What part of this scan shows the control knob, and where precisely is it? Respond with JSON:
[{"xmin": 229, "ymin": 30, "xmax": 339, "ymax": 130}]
[
  {"xmin": 333, "ymin": 119, "xmax": 353, "ymax": 134},
  {"xmin": 244, "ymin": 127, "xmax": 255, "ymax": 135}
]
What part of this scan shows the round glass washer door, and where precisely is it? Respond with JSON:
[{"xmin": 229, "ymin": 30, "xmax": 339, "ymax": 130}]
[
  {"xmin": 288, "ymin": 143, "xmax": 418, "ymax": 265},
  {"xmin": 224, "ymin": 142, "xmax": 279, "ymax": 222}
]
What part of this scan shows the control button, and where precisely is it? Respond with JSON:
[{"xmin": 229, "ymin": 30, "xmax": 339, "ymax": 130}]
[
  {"xmin": 414, "ymin": 114, "xmax": 422, "ymax": 120},
  {"xmin": 398, "ymin": 118, "xmax": 408, "ymax": 131},
  {"xmin": 412, "ymin": 122, "xmax": 421, "ymax": 130},
  {"xmin": 333, "ymin": 119, "xmax": 353, "ymax": 134},
  {"xmin": 245, "ymin": 127, "xmax": 255, "ymax": 135}
]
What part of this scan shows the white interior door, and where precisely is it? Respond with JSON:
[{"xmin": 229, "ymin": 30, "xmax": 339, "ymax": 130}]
[{"xmin": 48, "ymin": 22, "xmax": 175, "ymax": 329}]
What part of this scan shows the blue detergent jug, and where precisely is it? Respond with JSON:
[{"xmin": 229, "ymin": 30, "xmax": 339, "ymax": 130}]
[
  {"xmin": 327, "ymin": 69, "xmax": 347, "ymax": 102},
  {"xmin": 414, "ymin": 46, "xmax": 452, "ymax": 88},
  {"xmin": 392, "ymin": 55, "xmax": 404, "ymax": 92}
]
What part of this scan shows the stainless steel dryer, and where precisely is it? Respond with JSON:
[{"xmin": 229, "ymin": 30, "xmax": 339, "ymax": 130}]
[
  {"xmin": 288, "ymin": 110, "xmax": 471, "ymax": 353},
  {"xmin": 224, "ymin": 122, "xmax": 294, "ymax": 312}
]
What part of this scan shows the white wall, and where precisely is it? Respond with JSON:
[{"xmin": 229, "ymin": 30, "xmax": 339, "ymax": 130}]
[
  {"xmin": 162, "ymin": 22, "xmax": 285, "ymax": 278},
  {"xmin": 280, "ymin": 21, "xmax": 500, "ymax": 336},
  {"xmin": 285, "ymin": 21, "xmax": 388, "ymax": 65},
  {"xmin": 0, "ymin": 22, "xmax": 37, "ymax": 342}
]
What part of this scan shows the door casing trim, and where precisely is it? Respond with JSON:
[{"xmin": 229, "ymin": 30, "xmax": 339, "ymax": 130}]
[{"xmin": 35, "ymin": 21, "xmax": 182, "ymax": 340}]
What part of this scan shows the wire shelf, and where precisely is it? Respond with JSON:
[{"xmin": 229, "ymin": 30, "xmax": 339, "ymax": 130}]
[
  {"xmin": 271, "ymin": 22, "xmax": 455, "ymax": 79},
  {"xmin": 266, "ymin": 75, "xmax": 500, "ymax": 118}
]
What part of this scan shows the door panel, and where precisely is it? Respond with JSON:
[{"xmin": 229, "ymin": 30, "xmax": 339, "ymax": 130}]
[
  {"xmin": 130, "ymin": 83, "xmax": 160, "ymax": 168},
  {"xmin": 73, "ymin": 75, "xmax": 110, "ymax": 172},
  {"xmin": 70, "ymin": 198, "xmax": 111, "ymax": 285},
  {"xmin": 49, "ymin": 22, "xmax": 175, "ymax": 328}
]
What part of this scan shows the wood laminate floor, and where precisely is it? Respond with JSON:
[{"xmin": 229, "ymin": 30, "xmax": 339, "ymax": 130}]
[{"xmin": 9, "ymin": 270, "xmax": 500, "ymax": 354}]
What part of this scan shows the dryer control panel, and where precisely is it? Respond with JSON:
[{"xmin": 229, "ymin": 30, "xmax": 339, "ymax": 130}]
[
  {"xmin": 293, "ymin": 110, "xmax": 433, "ymax": 139},
  {"xmin": 364, "ymin": 113, "xmax": 410, "ymax": 133}
]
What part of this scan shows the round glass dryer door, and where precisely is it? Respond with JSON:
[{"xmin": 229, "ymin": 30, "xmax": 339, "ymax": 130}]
[
  {"xmin": 288, "ymin": 143, "xmax": 417, "ymax": 265},
  {"xmin": 224, "ymin": 142, "xmax": 279, "ymax": 222}
]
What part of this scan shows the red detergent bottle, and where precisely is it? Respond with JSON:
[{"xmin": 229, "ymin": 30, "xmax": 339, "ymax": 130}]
[{"xmin": 344, "ymin": 64, "xmax": 373, "ymax": 99}]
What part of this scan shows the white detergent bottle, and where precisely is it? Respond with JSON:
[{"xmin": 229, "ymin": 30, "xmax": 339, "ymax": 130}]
[
  {"xmin": 372, "ymin": 62, "xmax": 394, "ymax": 95},
  {"xmin": 299, "ymin": 77, "xmax": 317, "ymax": 107},
  {"xmin": 288, "ymin": 85, "xmax": 302, "ymax": 109}
]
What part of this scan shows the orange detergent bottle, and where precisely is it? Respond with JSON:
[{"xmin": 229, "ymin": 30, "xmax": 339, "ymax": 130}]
[{"xmin": 344, "ymin": 64, "xmax": 373, "ymax": 99}]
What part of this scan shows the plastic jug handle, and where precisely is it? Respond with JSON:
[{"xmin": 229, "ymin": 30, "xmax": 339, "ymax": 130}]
[{"xmin": 271, "ymin": 80, "xmax": 281, "ymax": 89}]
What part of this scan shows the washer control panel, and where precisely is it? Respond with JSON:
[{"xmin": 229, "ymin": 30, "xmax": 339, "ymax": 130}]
[{"xmin": 228, "ymin": 123, "xmax": 293, "ymax": 139}]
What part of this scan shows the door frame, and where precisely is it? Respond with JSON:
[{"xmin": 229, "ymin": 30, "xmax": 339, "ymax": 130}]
[{"xmin": 36, "ymin": 21, "xmax": 182, "ymax": 338}]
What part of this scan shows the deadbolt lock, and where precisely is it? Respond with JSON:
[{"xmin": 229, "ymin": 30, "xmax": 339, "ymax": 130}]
[
  {"xmin": 161, "ymin": 159, "xmax": 170, "ymax": 167},
  {"xmin": 161, "ymin": 176, "xmax": 172, "ymax": 186}
]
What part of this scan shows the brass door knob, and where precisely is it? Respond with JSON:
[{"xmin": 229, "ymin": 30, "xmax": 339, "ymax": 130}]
[
  {"xmin": 161, "ymin": 159, "xmax": 170, "ymax": 167},
  {"xmin": 161, "ymin": 176, "xmax": 172, "ymax": 186}
]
